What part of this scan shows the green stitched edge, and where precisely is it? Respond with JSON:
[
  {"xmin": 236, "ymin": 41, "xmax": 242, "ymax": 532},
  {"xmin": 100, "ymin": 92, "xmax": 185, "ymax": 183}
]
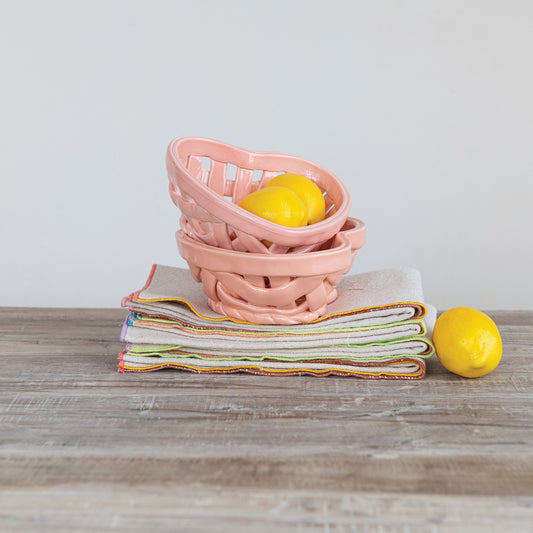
[{"xmin": 126, "ymin": 336, "xmax": 435, "ymax": 361}]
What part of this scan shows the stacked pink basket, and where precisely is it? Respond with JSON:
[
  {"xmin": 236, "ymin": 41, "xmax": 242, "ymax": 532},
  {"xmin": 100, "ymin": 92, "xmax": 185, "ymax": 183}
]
[{"xmin": 166, "ymin": 137, "xmax": 366, "ymax": 325}]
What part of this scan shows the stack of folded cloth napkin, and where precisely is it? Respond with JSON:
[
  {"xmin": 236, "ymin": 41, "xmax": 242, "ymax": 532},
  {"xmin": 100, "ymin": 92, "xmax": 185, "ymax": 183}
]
[{"xmin": 119, "ymin": 264, "xmax": 436, "ymax": 379}]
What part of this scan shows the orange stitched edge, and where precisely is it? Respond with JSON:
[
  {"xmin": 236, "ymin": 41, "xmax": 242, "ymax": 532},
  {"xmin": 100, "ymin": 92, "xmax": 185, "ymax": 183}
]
[{"xmin": 129, "ymin": 316, "xmax": 427, "ymax": 339}]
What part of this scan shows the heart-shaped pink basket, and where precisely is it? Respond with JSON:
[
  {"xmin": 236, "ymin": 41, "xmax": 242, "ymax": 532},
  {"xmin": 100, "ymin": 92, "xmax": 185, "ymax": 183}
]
[
  {"xmin": 177, "ymin": 217, "xmax": 366, "ymax": 324},
  {"xmin": 167, "ymin": 137, "xmax": 352, "ymax": 254}
]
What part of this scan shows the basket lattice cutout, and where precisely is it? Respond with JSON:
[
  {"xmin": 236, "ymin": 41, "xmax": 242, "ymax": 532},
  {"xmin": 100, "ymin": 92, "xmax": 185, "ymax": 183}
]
[
  {"xmin": 195, "ymin": 268, "xmax": 344, "ymax": 324},
  {"xmin": 176, "ymin": 217, "xmax": 366, "ymax": 324},
  {"xmin": 167, "ymin": 137, "xmax": 352, "ymax": 254}
]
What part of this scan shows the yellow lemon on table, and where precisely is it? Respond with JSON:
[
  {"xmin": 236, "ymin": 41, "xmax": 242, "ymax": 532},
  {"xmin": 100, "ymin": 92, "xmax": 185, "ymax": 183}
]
[
  {"xmin": 238, "ymin": 186, "xmax": 308, "ymax": 227},
  {"xmin": 265, "ymin": 173, "xmax": 326, "ymax": 225},
  {"xmin": 432, "ymin": 307, "xmax": 502, "ymax": 378}
]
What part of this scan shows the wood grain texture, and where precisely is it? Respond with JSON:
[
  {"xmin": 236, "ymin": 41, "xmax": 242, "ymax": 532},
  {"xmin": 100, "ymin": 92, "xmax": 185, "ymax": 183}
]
[{"xmin": 1, "ymin": 307, "xmax": 532, "ymax": 532}]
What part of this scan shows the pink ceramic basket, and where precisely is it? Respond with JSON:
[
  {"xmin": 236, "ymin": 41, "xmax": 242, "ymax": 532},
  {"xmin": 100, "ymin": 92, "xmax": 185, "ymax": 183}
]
[
  {"xmin": 167, "ymin": 137, "xmax": 352, "ymax": 254},
  {"xmin": 177, "ymin": 217, "xmax": 366, "ymax": 324}
]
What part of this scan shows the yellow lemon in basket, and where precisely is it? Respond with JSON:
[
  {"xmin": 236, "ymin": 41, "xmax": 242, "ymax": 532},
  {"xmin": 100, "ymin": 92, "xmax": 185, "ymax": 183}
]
[
  {"xmin": 432, "ymin": 307, "xmax": 502, "ymax": 378},
  {"xmin": 238, "ymin": 186, "xmax": 308, "ymax": 227},
  {"xmin": 265, "ymin": 174, "xmax": 326, "ymax": 225}
]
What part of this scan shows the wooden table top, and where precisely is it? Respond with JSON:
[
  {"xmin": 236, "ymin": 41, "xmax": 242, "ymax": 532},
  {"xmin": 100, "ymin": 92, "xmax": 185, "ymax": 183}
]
[{"xmin": 1, "ymin": 307, "xmax": 532, "ymax": 532}]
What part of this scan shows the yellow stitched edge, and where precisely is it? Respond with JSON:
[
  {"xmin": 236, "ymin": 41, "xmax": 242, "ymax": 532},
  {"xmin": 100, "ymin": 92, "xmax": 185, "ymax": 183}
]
[
  {"xmin": 132, "ymin": 297, "xmax": 427, "ymax": 325},
  {"xmin": 121, "ymin": 362, "xmax": 424, "ymax": 378}
]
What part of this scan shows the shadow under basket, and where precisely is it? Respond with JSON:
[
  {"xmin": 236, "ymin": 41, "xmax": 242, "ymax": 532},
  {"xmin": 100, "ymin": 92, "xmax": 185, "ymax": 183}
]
[
  {"xmin": 167, "ymin": 136, "xmax": 352, "ymax": 254},
  {"xmin": 176, "ymin": 217, "xmax": 366, "ymax": 325}
]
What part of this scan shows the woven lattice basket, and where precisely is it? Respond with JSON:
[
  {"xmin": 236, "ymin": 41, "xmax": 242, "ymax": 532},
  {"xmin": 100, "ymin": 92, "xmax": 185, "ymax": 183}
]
[
  {"xmin": 176, "ymin": 217, "xmax": 366, "ymax": 324},
  {"xmin": 167, "ymin": 137, "xmax": 352, "ymax": 254}
]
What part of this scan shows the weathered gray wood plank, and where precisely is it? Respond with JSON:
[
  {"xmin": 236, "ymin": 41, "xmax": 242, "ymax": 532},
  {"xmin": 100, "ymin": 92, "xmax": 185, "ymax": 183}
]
[
  {"xmin": 0, "ymin": 308, "xmax": 532, "ymax": 531},
  {"xmin": 1, "ymin": 486, "xmax": 532, "ymax": 533},
  {"xmin": 1, "ymin": 487, "xmax": 533, "ymax": 533}
]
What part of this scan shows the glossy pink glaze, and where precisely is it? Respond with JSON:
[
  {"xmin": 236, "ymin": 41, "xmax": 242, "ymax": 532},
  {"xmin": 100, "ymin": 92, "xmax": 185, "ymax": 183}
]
[
  {"xmin": 167, "ymin": 137, "xmax": 352, "ymax": 254},
  {"xmin": 176, "ymin": 218, "xmax": 366, "ymax": 324}
]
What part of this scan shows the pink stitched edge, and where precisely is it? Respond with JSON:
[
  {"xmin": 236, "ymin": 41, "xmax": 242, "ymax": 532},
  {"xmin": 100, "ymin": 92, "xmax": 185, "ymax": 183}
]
[
  {"xmin": 134, "ymin": 264, "xmax": 158, "ymax": 300},
  {"xmin": 117, "ymin": 352, "xmax": 126, "ymax": 372},
  {"xmin": 121, "ymin": 264, "xmax": 158, "ymax": 307}
]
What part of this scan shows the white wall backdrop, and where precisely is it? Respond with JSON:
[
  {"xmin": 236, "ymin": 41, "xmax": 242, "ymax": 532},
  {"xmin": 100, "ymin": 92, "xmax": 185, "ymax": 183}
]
[{"xmin": 1, "ymin": 0, "xmax": 532, "ymax": 309}]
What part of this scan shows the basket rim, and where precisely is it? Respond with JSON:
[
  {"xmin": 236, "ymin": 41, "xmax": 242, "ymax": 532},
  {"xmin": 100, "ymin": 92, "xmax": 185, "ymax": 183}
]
[
  {"xmin": 166, "ymin": 136, "xmax": 352, "ymax": 246},
  {"xmin": 176, "ymin": 229, "xmax": 356, "ymax": 278}
]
